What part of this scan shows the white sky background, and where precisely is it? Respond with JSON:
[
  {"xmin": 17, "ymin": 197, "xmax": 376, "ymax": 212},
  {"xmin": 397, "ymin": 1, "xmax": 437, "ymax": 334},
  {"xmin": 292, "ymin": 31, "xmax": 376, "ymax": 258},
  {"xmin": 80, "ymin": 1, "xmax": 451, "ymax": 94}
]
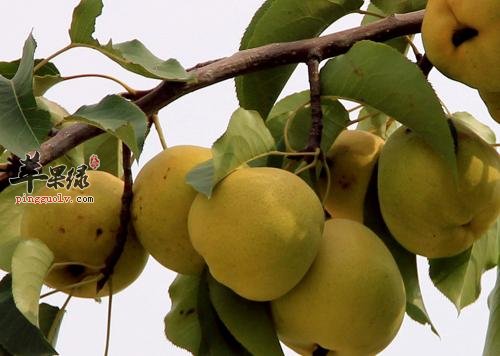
[{"xmin": 1, "ymin": 1, "xmax": 499, "ymax": 355}]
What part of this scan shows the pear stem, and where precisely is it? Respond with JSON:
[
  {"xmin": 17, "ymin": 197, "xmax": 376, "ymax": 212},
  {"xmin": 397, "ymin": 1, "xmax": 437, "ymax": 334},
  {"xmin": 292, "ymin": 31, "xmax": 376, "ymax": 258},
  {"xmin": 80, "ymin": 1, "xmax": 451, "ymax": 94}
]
[{"xmin": 103, "ymin": 279, "xmax": 114, "ymax": 356}]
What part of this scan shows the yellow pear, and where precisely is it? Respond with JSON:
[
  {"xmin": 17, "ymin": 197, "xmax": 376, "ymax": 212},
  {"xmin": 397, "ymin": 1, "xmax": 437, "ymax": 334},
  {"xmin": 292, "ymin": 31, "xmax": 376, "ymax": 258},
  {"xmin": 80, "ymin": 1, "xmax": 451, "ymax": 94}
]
[
  {"xmin": 132, "ymin": 145, "xmax": 211, "ymax": 275},
  {"xmin": 21, "ymin": 170, "xmax": 148, "ymax": 298},
  {"xmin": 479, "ymin": 90, "xmax": 500, "ymax": 123},
  {"xmin": 378, "ymin": 121, "xmax": 500, "ymax": 258},
  {"xmin": 422, "ymin": 0, "xmax": 500, "ymax": 93},
  {"xmin": 319, "ymin": 130, "xmax": 384, "ymax": 222},
  {"xmin": 271, "ymin": 218, "xmax": 406, "ymax": 355},
  {"xmin": 188, "ymin": 167, "xmax": 324, "ymax": 301}
]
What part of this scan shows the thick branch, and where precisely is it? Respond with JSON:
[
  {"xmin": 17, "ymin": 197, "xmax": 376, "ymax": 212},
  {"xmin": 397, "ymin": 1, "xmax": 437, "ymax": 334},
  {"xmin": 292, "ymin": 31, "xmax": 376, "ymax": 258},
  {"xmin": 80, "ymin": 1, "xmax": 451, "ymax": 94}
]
[{"xmin": 10, "ymin": 10, "xmax": 425, "ymax": 175}]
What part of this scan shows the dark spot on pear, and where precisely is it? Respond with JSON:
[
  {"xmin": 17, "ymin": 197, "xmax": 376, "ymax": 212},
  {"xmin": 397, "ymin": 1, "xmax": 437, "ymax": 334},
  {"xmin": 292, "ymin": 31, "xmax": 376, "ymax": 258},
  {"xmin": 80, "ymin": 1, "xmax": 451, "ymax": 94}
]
[
  {"xmin": 96, "ymin": 228, "xmax": 103, "ymax": 237},
  {"xmin": 185, "ymin": 308, "xmax": 195, "ymax": 316},
  {"xmin": 58, "ymin": 226, "xmax": 65, "ymax": 234},
  {"xmin": 452, "ymin": 27, "xmax": 478, "ymax": 47},
  {"xmin": 67, "ymin": 264, "xmax": 86, "ymax": 277}
]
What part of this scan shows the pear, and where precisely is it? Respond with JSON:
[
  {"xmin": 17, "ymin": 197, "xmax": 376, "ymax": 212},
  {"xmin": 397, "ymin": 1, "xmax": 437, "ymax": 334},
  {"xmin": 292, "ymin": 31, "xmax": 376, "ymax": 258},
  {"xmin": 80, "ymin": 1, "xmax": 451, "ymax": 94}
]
[
  {"xmin": 271, "ymin": 218, "xmax": 406, "ymax": 355},
  {"xmin": 188, "ymin": 167, "xmax": 324, "ymax": 301},
  {"xmin": 21, "ymin": 170, "xmax": 148, "ymax": 298},
  {"xmin": 378, "ymin": 121, "xmax": 500, "ymax": 258},
  {"xmin": 422, "ymin": 0, "xmax": 500, "ymax": 93},
  {"xmin": 479, "ymin": 90, "xmax": 500, "ymax": 123},
  {"xmin": 132, "ymin": 145, "xmax": 211, "ymax": 275},
  {"xmin": 319, "ymin": 130, "xmax": 384, "ymax": 222}
]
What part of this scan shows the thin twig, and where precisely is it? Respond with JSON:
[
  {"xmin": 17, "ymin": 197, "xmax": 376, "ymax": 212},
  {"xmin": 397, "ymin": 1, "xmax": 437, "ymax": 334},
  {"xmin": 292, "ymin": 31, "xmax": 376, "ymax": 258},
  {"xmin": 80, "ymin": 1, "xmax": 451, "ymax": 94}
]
[
  {"xmin": 40, "ymin": 274, "xmax": 104, "ymax": 298},
  {"xmin": 152, "ymin": 114, "xmax": 168, "ymax": 150},
  {"xmin": 417, "ymin": 53, "xmax": 434, "ymax": 77},
  {"xmin": 355, "ymin": 9, "xmax": 386, "ymax": 19},
  {"xmin": 97, "ymin": 144, "xmax": 133, "ymax": 292},
  {"xmin": 405, "ymin": 36, "xmax": 421, "ymax": 60},
  {"xmin": 103, "ymin": 279, "xmax": 113, "ymax": 356},
  {"xmin": 33, "ymin": 44, "xmax": 75, "ymax": 73},
  {"xmin": 62, "ymin": 74, "xmax": 137, "ymax": 95}
]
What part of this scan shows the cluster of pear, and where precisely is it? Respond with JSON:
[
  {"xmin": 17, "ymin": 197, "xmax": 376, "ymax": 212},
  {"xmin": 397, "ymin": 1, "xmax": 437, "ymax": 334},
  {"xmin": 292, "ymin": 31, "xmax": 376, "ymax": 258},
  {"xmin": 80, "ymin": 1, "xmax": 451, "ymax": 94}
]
[
  {"xmin": 131, "ymin": 142, "xmax": 405, "ymax": 355},
  {"xmin": 422, "ymin": 0, "xmax": 500, "ymax": 122},
  {"xmin": 133, "ymin": 118, "xmax": 498, "ymax": 354}
]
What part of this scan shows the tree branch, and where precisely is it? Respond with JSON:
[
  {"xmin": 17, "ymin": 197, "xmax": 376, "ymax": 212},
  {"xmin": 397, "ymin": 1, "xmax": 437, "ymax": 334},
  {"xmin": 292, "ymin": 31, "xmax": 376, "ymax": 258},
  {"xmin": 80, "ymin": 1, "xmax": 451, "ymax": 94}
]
[
  {"xmin": 1, "ymin": 10, "xmax": 424, "ymax": 191},
  {"xmin": 305, "ymin": 57, "xmax": 323, "ymax": 155},
  {"xmin": 96, "ymin": 143, "xmax": 133, "ymax": 292}
]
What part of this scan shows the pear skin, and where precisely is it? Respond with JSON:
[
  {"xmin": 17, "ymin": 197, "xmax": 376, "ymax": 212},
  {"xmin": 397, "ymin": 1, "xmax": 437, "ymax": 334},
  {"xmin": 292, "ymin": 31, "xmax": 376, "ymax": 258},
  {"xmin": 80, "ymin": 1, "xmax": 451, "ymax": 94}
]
[
  {"xmin": 479, "ymin": 90, "xmax": 500, "ymax": 123},
  {"xmin": 188, "ymin": 167, "xmax": 324, "ymax": 301},
  {"xmin": 319, "ymin": 130, "xmax": 384, "ymax": 222},
  {"xmin": 132, "ymin": 145, "xmax": 211, "ymax": 275},
  {"xmin": 21, "ymin": 171, "xmax": 148, "ymax": 298},
  {"xmin": 271, "ymin": 219, "xmax": 405, "ymax": 355},
  {"xmin": 378, "ymin": 121, "xmax": 500, "ymax": 258},
  {"xmin": 422, "ymin": 0, "xmax": 500, "ymax": 92}
]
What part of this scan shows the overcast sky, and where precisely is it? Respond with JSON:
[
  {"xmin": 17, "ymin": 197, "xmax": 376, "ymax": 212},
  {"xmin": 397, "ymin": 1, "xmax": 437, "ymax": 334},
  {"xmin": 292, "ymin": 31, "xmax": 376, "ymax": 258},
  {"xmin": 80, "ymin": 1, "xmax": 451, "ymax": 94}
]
[{"xmin": 1, "ymin": 1, "xmax": 498, "ymax": 355}]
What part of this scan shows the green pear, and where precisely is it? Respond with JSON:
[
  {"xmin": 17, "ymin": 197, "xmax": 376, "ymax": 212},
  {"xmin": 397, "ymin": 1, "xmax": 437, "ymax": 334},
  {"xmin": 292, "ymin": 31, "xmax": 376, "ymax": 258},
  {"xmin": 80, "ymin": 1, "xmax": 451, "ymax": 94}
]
[
  {"xmin": 21, "ymin": 171, "xmax": 148, "ymax": 298},
  {"xmin": 378, "ymin": 121, "xmax": 500, "ymax": 258},
  {"xmin": 188, "ymin": 167, "xmax": 324, "ymax": 301},
  {"xmin": 271, "ymin": 218, "xmax": 406, "ymax": 355},
  {"xmin": 422, "ymin": 0, "xmax": 500, "ymax": 93},
  {"xmin": 132, "ymin": 145, "xmax": 211, "ymax": 275},
  {"xmin": 319, "ymin": 130, "xmax": 384, "ymax": 222}
]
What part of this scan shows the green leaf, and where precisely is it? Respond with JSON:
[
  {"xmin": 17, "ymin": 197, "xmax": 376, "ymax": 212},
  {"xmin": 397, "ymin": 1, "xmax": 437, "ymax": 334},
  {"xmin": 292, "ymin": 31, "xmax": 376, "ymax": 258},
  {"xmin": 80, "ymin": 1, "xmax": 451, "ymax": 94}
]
[
  {"xmin": 0, "ymin": 60, "xmax": 59, "ymax": 80},
  {"xmin": 372, "ymin": 0, "xmax": 427, "ymax": 14},
  {"xmin": 0, "ymin": 58, "xmax": 62, "ymax": 97},
  {"xmin": 236, "ymin": 0, "xmax": 364, "ymax": 118},
  {"xmin": 0, "ymin": 34, "xmax": 51, "ymax": 157},
  {"xmin": 82, "ymin": 133, "xmax": 122, "ymax": 177},
  {"xmin": 96, "ymin": 40, "xmax": 191, "ymax": 81},
  {"xmin": 164, "ymin": 275, "xmax": 202, "ymax": 354},
  {"xmin": 187, "ymin": 108, "xmax": 275, "ymax": 197},
  {"xmin": 11, "ymin": 239, "xmax": 54, "ymax": 326},
  {"xmin": 363, "ymin": 166, "xmax": 437, "ymax": 333},
  {"xmin": 0, "ymin": 274, "xmax": 57, "ymax": 355},
  {"xmin": 483, "ymin": 267, "xmax": 500, "ymax": 356},
  {"xmin": 360, "ymin": 3, "xmax": 410, "ymax": 58},
  {"xmin": 452, "ymin": 112, "xmax": 496, "ymax": 144},
  {"xmin": 267, "ymin": 97, "xmax": 349, "ymax": 153},
  {"xmin": 34, "ymin": 75, "xmax": 64, "ymax": 97},
  {"xmin": 39, "ymin": 303, "xmax": 64, "ymax": 347},
  {"xmin": 356, "ymin": 106, "xmax": 401, "ymax": 139},
  {"xmin": 321, "ymin": 40, "xmax": 457, "ymax": 177},
  {"xmin": 197, "ymin": 271, "xmax": 251, "ymax": 356},
  {"xmin": 267, "ymin": 90, "xmax": 310, "ymax": 119},
  {"xmin": 429, "ymin": 219, "xmax": 500, "ymax": 310},
  {"xmin": 207, "ymin": 275, "xmax": 283, "ymax": 356},
  {"xmin": 69, "ymin": 0, "xmax": 103, "ymax": 44},
  {"xmin": 68, "ymin": 0, "xmax": 190, "ymax": 80},
  {"xmin": 69, "ymin": 95, "xmax": 147, "ymax": 158},
  {"xmin": 0, "ymin": 184, "xmax": 27, "ymax": 272}
]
